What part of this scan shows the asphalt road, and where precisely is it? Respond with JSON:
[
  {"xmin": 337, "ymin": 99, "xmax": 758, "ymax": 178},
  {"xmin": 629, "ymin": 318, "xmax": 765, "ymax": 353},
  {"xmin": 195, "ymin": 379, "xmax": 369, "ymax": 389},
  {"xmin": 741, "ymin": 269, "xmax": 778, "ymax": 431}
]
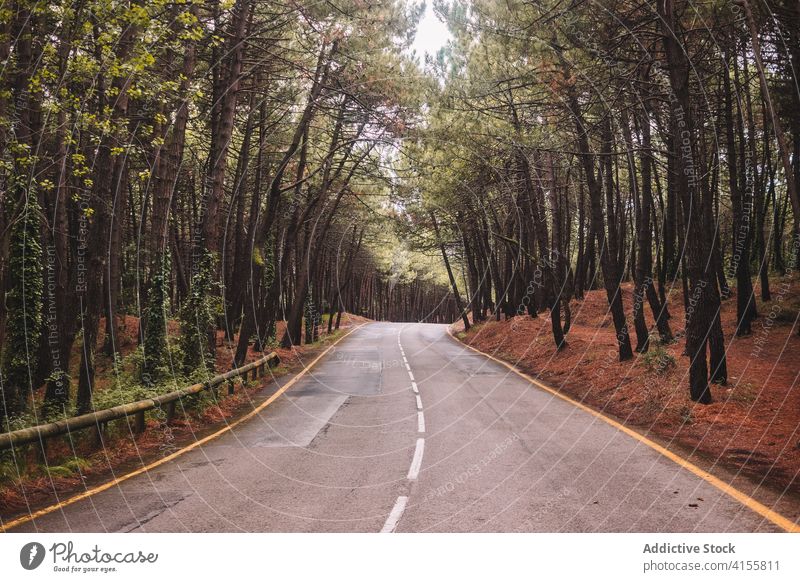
[{"xmin": 7, "ymin": 323, "xmax": 792, "ymax": 532}]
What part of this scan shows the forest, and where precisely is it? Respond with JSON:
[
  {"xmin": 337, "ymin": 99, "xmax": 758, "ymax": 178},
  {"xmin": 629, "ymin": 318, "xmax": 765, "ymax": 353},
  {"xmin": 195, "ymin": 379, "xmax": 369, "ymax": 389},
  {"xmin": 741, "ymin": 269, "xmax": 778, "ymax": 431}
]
[{"xmin": 0, "ymin": 0, "xmax": 798, "ymax": 431}]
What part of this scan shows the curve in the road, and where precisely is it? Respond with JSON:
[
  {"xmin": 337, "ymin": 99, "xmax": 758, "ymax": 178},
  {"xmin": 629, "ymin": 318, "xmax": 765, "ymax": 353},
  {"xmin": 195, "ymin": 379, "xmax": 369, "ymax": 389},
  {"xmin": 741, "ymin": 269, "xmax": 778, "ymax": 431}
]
[
  {"xmin": 446, "ymin": 327, "xmax": 800, "ymax": 533},
  {"xmin": 3, "ymin": 322, "xmax": 798, "ymax": 533}
]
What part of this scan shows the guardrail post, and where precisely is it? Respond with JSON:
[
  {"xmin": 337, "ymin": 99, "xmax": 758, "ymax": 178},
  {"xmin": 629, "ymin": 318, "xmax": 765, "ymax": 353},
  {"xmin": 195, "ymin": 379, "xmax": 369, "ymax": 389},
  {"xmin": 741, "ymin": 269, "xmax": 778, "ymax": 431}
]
[
  {"xmin": 37, "ymin": 437, "xmax": 48, "ymax": 464},
  {"xmin": 94, "ymin": 422, "xmax": 106, "ymax": 447},
  {"xmin": 166, "ymin": 401, "xmax": 176, "ymax": 423},
  {"xmin": 134, "ymin": 410, "xmax": 145, "ymax": 434}
]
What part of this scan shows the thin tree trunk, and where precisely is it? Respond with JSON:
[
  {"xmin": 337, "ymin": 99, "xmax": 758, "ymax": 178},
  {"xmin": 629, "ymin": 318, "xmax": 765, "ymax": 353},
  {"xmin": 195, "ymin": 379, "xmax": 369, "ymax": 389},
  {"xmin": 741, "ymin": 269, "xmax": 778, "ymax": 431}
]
[{"xmin": 431, "ymin": 211, "xmax": 470, "ymax": 330}]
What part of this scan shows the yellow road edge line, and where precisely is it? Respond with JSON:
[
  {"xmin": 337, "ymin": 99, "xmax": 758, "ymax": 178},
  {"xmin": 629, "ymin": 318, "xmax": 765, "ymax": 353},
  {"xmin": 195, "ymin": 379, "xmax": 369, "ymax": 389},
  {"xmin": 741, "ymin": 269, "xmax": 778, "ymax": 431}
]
[
  {"xmin": 446, "ymin": 326, "xmax": 800, "ymax": 533},
  {"xmin": 1, "ymin": 325, "xmax": 365, "ymax": 533}
]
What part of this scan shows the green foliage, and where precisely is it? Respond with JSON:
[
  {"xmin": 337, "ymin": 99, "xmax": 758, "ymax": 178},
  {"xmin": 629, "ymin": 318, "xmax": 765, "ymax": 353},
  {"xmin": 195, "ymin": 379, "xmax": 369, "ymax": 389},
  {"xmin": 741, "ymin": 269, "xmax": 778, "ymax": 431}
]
[
  {"xmin": 0, "ymin": 453, "xmax": 22, "ymax": 485},
  {"xmin": 93, "ymin": 349, "xmax": 165, "ymax": 411},
  {"xmin": 259, "ymin": 237, "xmax": 277, "ymax": 346},
  {"xmin": 1, "ymin": 410, "xmax": 39, "ymax": 434},
  {"xmin": 44, "ymin": 370, "xmax": 72, "ymax": 417},
  {"xmin": 0, "ymin": 0, "xmax": 430, "ymax": 432},
  {"xmin": 92, "ymin": 343, "xmax": 187, "ymax": 411},
  {"xmin": 42, "ymin": 370, "xmax": 73, "ymax": 420},
  {"xmin": 641, "ymin": 346, "xmax": 677, "ymax": 376},
  {"xmin": 180, "ymin": 249, "xmax": 217, "ymax": 374},
  {"xmin": 1, "ymin": 192, "xmax": 44, "ymax": 417},
  {"xmin": 142, "ymin": 251, "xmax": 171, "ymax": 382},
  {"xmin": 1, "ymin": 454, "xmax": 89, "ymax": 484},
  {"xmin": 44, "ymin": 457, "xmax": 91, "ymax": 479}
]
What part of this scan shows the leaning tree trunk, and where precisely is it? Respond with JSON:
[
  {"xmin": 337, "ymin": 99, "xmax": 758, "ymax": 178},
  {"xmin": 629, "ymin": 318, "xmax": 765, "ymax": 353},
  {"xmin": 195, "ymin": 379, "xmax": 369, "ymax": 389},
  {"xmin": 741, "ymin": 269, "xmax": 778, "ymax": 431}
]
[
  {"xmin": 741, "ymin": 0, "xmax": 800, "ymax": 282},
  {"xmin": 622, "ymin": 107, "xmax": 650, "ymax": 352},
  {"xmin": 431, "ymin": 211, "xmax": 470, "ymax": 331},
  {"xmin": 636, "ymin": 93, "xmax": 673, "ymax": 344},
  {"xmin": 564, "ymin": 83, "xmax": 633, "ymax": 362}
]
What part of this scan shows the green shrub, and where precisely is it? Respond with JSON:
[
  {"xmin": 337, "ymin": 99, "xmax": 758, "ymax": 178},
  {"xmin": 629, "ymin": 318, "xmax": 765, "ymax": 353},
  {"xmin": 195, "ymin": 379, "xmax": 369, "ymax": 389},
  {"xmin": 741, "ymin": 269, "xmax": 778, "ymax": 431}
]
[
  {"xmin": 0, "ymin": 455, "xmax": 22, "ymax": 484},
  {"xmin": 44, "ymin": 457, "xmax": 91, "ymax": 478},
  {"xmin": 641, "ymin": 345, "xmax": 676, "ymax": 375},
  {"xmin": 92, "ymin": 345, "xmax": 190, "ymax": 410}
]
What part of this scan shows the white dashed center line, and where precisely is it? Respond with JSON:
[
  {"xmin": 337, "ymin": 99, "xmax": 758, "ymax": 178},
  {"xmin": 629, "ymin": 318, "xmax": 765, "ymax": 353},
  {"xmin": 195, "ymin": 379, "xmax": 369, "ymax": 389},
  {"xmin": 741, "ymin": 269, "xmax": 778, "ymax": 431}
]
[
  {"xmin": 382, "ymin": 332, "xmax": 426, "ymax": 533},
  {"xmin": 380, "ymin": 496, "xmax": 409, "ymax": 533},
  {"xmin": 407, "ymin": 438, "xmax": 425, "ymax": 480}
]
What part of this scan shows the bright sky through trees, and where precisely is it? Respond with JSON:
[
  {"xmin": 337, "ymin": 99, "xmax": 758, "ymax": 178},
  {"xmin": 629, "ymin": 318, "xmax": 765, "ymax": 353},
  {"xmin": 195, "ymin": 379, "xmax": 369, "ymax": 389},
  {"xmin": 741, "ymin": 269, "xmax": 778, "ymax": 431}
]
[{"xmin": 410, "ymin": 2, "xmax": 451, "ymax": 58}]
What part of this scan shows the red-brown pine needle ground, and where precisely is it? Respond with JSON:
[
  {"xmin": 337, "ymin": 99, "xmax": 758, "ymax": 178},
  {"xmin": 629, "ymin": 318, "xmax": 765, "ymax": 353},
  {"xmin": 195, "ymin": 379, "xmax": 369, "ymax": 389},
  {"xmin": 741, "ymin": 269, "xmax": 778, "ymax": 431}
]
[{"xmin": 453, "ymin": 280, "xmax": 800, "ymax": 496}]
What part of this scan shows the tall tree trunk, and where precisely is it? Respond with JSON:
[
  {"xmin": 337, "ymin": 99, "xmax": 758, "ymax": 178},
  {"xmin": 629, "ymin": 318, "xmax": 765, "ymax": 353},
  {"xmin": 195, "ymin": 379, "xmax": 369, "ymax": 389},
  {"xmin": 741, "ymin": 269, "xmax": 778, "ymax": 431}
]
[
  {"xmin": 77, "ymin": 7, "xmax": 141, "ymax": 413},
  {"xmin": 431, "ymin": 212, "xmax": 470, "ymax": 330},
  {"xmin": 636, "ymin": 92, "xmax": 673, "ymax": 343},
  {"xmin": 623, "ymin": 107, "xmax": 650, "ymax": 352},
  {"xmin": 741, "ymin": 0, "xmax": 800, "ymax": 277},
  {"xmin": 725, "ymin": 44, "xmax": 755, "ymax": 335},
  {"xmin": 658, "ymin": 0, "xmax": 723, "ymax": 402},
  {"xmin": 564, "ymin": 79, "xmax": 633, "ymax": 361},
  {"xmin": 201, "ymin": 0, "xmax": 251, "ymax": 255}
]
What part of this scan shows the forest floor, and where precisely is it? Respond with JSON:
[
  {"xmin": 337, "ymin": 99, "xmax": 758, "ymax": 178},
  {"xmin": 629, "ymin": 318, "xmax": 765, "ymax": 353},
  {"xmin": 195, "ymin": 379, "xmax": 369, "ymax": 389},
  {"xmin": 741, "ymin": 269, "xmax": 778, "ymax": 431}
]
[
  {"xmin": 451, "ymin": 276, "xmax": 800, "ymax": 497},
  {"xmin": 0, "ymin": 313, "xmax": 369, "ymax": 519}
]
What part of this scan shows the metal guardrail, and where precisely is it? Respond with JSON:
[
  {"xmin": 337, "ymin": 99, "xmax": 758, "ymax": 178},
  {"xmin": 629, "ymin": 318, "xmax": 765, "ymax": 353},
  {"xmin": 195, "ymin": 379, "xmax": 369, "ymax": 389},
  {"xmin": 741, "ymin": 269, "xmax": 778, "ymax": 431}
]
[{"xmin": 0, "ymin": 352, "xmax": 280, "ymax": 453}]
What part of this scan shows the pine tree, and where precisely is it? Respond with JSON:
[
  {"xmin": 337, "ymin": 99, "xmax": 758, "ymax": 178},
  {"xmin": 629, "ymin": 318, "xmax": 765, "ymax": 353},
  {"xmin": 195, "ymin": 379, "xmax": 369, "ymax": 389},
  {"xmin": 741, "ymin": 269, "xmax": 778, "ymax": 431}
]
[{"xmin": 2, "ymin": 193, "xmax": 44, "ymax": 418}]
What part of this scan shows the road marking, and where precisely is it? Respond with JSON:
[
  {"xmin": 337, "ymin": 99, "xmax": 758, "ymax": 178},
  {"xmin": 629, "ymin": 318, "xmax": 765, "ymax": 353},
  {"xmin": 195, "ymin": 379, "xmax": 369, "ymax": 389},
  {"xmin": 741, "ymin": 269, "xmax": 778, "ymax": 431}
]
[
  {"xmin": 0, "ymin": 325, "xmax": 366, "ymax": 533},
  {"xmin": 381, "ymin": 333, "xmax": 420, "ymax": 533},
  {"xmin": 407, "ymin": 438, "xmax": 425, "ymax": 480},
  {"xmin": 380, "ymin": 496, "xmax": 408, "ymax": 533},
  {"xmin": 446, "ymin": 326, "xmax": 800, "ymax": 533}
]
